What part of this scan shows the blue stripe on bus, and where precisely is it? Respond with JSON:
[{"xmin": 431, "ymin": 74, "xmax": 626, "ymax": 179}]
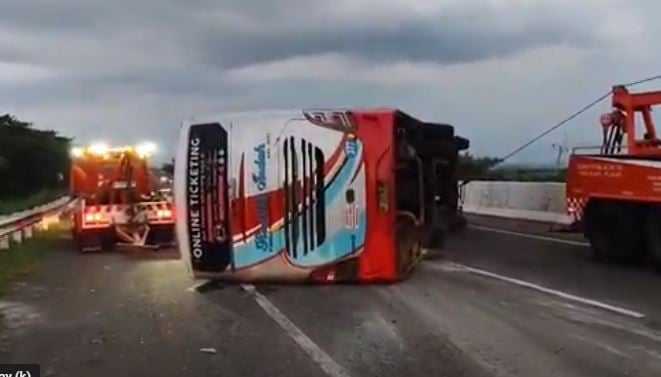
[{"xmin": 233, "ymin": 141, "xmax": 364, "ymax": 269}]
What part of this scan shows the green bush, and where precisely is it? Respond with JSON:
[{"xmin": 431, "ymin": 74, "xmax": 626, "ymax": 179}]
[
  {"xmin": 0, "ymin": 114, "xmax": 70, "ymax": 208},
  {"xmin": 0, "ymin": 190, "xmax": 65, "ymax": 215}
]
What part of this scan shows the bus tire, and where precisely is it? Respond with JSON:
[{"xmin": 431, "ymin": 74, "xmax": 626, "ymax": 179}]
[
  {"xmin": 584, "ymin": 201, "xmax": 644, "ymax": 264},
  {"xmin": 645, "ymin": 207, "xmax": 661, "ymax": 271}
]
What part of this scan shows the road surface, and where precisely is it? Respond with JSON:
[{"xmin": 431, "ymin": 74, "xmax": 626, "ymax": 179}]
[{"xmin": 1, "ymin": 215, "xmax": 660, "ymax": 376}]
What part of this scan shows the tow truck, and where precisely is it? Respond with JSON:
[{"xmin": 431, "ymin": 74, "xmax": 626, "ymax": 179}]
[
  {"xmin": 567, "ymin": 86, "xmax": 661, "ymax": 268},
  {"xmin": 69, "ymin": 142, "xmax": 175, "ymax": 252}
]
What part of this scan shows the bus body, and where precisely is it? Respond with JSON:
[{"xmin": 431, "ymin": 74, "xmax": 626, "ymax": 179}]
[{"xmin": 174, "ymin": 109, "xmax": 468, "ymax": 283}]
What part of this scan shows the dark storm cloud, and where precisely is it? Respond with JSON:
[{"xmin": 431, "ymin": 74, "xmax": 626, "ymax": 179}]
[
  {"xmin": 190, "ymin": 1, "xmax": 599, "ymax": 69},
  {"xmin": 0, "ymin": 0, "xmax": 586, "ymax": 109},
  {"xmin": 2, "ymin": 0, "xmax": 659, "ymax": 161},
  {"xmin": 0, "ymin": 0, "xmax": 608, "ymax": 113},
  {"xmin": 0, "ymin": 0, "xmax": 599, "ymax": 75}
]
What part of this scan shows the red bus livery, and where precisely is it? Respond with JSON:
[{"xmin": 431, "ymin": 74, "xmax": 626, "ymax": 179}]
[{"xmin": 174, "ymin": 109, "xmax": 468, "ymax": 283}]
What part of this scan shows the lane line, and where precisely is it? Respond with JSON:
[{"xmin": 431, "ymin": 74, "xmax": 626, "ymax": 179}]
[
  {"xmin": 643, "ymin": 348, "xmax": 661, "ymax": 362},
  {"xmin": 568, "ymin": 315, "xmax": 661, "ymax": 344},
  {"xmin": 570, "ymin": 333, "xmax": 629, "ymax": 358},
  {"xmin": 241, "ymin": 284, "xmax": 352, "ymax": 377},
  {"xmin": 468, "ymin": 224, "xmax": 590, "ymax": 247},
  {"xmin": 428, "ymin": 261, "xmax": 646, "ymax": 319}
]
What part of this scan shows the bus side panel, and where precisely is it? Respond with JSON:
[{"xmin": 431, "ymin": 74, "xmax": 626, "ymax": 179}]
[
  {"xmin": 174, "ymin": 123, "xmax": 194, "ymax": 277},
  {"xmin": 228, "ymin": 116, "xmax": 368, "ymax": 281},
  {"xmin": 174, "ymin": 122, "xmax": 232, "ymax": 279},
  {"xmin": 175, "ymin": 111, "xmax": 398, "ymax": 282},
  {"xmin": 277, "ymin": 120, "xmax": 367, "ymax": 270},
  {"xmin": 353, "ymin": 112, "xmax": 398, "ymax": 282}
]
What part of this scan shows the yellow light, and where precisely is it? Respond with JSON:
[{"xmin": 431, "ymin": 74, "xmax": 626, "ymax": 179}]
[
  {"xmin": 136, "ymin": 142, "xmax": 157, "ymax": 158},
  {"xmin": 89, "ymin": 142, "xmax": 109, "ymax": 156},
  {"xmin": 70, "ymin": 147, "xmax": 84, "ymax": 158},
  {"xmin": 156, "ymin": 209, "xmax": 173, "ymax": 218}
]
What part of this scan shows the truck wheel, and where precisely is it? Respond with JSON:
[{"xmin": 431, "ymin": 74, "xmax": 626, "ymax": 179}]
[
  {"xmin": 584, "ymin": 201, "xmax": 645, "ymax": 263},
  {"xmin": 645, "ymin": 207, "xmax": 661, "ymax": 271}
]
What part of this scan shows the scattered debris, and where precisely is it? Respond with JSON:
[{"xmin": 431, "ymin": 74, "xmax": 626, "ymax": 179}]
[
  {"xmin": 0, "ymin": 301, "xmax": 43, "ymax": 329},
  {"xmin": 199, "ymin": 347, "xmax": 217, "ymax": 354},
  {"xmin": 187, "ymin": 280, "xmax": 222, "ymax": 293}
]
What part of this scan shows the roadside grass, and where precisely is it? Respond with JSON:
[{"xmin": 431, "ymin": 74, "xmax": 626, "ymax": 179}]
[
  {"xmin": 0, "ymin": 224, "xmax": 69, "ymax": 296},
  {"xmin": 0, "ymin": 190, "xmax": 65, "ymax": 216}
]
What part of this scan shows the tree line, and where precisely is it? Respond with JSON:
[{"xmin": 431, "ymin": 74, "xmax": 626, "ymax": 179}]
[
  {"xmin": 457, "ymin": 153, "xmax": 567, "ymax": 182},
  {"xmin": 0, "ymin": 114, "xmax": 70, "ymax": 199},
  {"xmin": 0, "ymin": 112, "xmax": 564, "ymax": 201}
]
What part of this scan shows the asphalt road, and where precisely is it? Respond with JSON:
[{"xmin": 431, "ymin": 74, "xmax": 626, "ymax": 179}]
[{"xmin": 1, "ymin": 216, "xmax": 661, "ymax": 377}]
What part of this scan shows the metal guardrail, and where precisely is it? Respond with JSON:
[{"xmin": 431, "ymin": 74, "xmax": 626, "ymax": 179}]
[{"xmin": 0, "ymin": 197, "xmax": 76, "ymax": 250}]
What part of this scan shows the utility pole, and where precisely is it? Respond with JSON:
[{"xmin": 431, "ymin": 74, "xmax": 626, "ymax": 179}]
[{"xmin": 552, "ymin": 132, "xmax": 569, "ymax": 166}]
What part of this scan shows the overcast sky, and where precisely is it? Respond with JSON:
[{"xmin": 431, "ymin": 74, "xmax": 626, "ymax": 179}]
[{"xmin": 1, "ymin": 0, "xmax": 660, "ymax": 163}]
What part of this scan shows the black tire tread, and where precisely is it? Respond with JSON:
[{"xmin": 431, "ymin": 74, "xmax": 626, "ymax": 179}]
[{"xmin": 584, "ymin": 201, "xmax": 645, "ymax": 264}]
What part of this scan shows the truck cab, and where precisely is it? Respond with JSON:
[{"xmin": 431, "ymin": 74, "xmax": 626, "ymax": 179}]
[{"xmin": 70, "ymin": 143, "xmax": 174, "ymax": 251}]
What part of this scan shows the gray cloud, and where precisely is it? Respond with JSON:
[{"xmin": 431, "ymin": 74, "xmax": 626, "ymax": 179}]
[
  {"xmin": 0, "ymin": 0, "xmax": 604, "ymax": 72},
  {"xmin": 1, "ymin": 0, "xmax": 660, "ymax": 162}
]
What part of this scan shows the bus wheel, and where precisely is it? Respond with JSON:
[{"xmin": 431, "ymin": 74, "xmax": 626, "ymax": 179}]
[
  {"xmin": 645, "ymin": 207, "xmax": 661, "ymax": 271},
  {"xmin": 584, "ymin": 201, "xmax": 644, "ymax": 264}
]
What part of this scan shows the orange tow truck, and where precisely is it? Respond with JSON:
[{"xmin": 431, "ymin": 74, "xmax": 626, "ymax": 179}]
[
  {"xmin": 567, "ymin": 86, "xmax": 661, "ymax": 268},
  {"xmin": 69, "ymin": 143, "xmax": 174, "ymax": 252}
]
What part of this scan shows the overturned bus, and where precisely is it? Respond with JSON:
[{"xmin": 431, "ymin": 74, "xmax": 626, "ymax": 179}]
[{"xmin": 174, "ymin": 109, "xmax": 469, "ymax": 283}]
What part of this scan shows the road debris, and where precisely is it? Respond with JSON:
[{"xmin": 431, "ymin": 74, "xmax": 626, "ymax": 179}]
[{"xmin": 199, "ymin": 347, "xmax": 217, "ymax": 354}]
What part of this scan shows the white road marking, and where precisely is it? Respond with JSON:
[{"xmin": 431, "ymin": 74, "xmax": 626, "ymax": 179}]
[
  {"xmin": 185, "ymin": 280, "xmax": 211, "ymax": 292},
  {"xmin": 570, "ymin": 333, "xmax": 629, "ymax": 358},
  {"xmin": 631, "ymin": 345, "xmax": 661, "ymax": 361},
  {"xmin": 565, "ymin": 313, "xmax": 661, "ymax": 344},
  {"xmin": 643, "ymin": 348, "xmax": 661, "ymax": 362},
  {"xmin": 241, "ymin": 284, "xmax": 352, "ymax": 377},
  {"xmin": 429, "ymin": 262, "xmax": 646, "ymax": 319},
  {"xmin": 468, "ymin": 224, "xmax": 590, "ymax": 247}
]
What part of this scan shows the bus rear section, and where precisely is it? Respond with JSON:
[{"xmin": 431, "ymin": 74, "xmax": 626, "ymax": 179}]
[{"xmin": 174, "ymin": 110, "xmax": 468, "ymax": 283}]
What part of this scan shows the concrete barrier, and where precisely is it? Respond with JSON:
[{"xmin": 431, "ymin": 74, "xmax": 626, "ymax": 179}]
[{"xmin": 461, "ymin": 181, "xmax": 571, "ymax": 224}]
